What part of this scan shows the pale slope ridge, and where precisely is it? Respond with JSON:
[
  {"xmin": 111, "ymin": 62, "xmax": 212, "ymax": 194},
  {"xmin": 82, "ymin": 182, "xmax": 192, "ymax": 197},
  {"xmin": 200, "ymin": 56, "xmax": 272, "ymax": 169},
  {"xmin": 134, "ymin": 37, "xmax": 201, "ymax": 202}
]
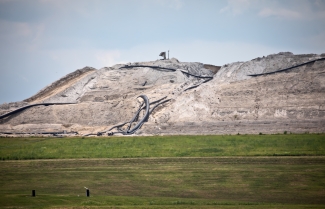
[
  {"xmin": 25, "ymin": 67, "xmax": 96, "ymax": 103},
  {"xmin": 0, "ymin": 52, "xmax": 325, "ymax": 135},
  {"xmin": 143, "ymin": 53, "xmax": 325, "ymax": 134},
  {"xmin": 0, "ymin": 58, "xmax": 215, "ymax": 134},
  {"xmin": 214, "ymin": 52, "xmax": 324, "ymax": 84}
]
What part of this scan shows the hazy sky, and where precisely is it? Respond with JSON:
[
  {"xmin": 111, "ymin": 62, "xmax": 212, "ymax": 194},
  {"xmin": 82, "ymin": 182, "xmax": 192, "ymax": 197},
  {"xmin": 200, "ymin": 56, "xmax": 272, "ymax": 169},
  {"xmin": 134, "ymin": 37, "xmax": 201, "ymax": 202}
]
[{"xmin": 0, "ymin": 0, "xmax": 325, "ymax": 104}]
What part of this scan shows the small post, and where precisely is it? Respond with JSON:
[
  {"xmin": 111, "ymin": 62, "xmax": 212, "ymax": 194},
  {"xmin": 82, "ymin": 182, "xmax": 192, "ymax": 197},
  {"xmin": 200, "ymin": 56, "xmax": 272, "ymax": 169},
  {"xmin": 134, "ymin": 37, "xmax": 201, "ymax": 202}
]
[
  {"xmin": 168, "ymin": 50, "xmax": 169, "ymax": 59},
  {"xmin": 85, "ymin": 187, "xmax": 90, "ymax": 197},
  {"xmin": 32, "ymin": 190, "xmax": 35, "ymax": 197},
  {"xmin": 159, "ymin": 52, "xmax": 166, "ymax": 60}
]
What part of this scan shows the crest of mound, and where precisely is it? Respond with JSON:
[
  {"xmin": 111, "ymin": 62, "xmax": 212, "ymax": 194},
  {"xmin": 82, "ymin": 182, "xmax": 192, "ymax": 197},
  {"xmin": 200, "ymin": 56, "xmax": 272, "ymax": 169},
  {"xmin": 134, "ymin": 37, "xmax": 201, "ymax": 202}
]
[
  {"xmin": 24, "ymin": 67, "xmax": 97, "ymax": 103},
  {"xmin": 79, "ymin": 59, "xmax": 215, "ymax": 103},
  {"xmin": 214, "ymin": 52, "xmax": 325, "ymax": 84},
  {"xmin": 21, "ymin": 58, "xmax": 215, "ymax": 104}
]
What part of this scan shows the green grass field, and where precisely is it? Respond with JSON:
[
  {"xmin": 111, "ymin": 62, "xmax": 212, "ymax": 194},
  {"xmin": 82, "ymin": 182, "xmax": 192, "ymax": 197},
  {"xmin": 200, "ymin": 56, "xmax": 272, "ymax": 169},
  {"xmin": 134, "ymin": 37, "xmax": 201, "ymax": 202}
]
[
  {"xmin": 0, "ymin": 134, "xmax": 324, "ymax": 208},
  {"xmin": 0, "ymin": 134, "xmax": 324, "ymax": 160}
]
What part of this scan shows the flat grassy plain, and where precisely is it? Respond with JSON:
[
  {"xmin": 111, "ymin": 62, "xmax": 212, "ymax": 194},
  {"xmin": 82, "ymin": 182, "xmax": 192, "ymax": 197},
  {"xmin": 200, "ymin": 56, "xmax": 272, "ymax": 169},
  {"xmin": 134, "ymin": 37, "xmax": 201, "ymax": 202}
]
[
  {"xmin": 0, "ymin": 134, "xmax": 324, "ymax": 160},
  {"xmin": 0, "ymin": 134, "xmax": 324, "ymax": 208}
]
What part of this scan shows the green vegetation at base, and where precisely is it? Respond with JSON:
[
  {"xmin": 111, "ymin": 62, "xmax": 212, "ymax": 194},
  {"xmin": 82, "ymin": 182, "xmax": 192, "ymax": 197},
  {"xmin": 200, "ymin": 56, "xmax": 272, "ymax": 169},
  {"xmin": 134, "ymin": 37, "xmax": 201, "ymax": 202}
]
[
  {"xmin": 1, "ymin": 134, "xmax": 324, "ymax": 208},
  {"xmin": 0, "ymin": 134, "xmax": 324, "ymax": 160},
  {"xmin": 0, "ymin": 157, "xmax": 324, "ymax": 208}
]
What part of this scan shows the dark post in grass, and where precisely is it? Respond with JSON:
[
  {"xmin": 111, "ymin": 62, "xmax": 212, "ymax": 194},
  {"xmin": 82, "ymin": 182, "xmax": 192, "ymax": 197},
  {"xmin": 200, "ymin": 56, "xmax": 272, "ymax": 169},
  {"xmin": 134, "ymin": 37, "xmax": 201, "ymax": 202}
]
[
  {"xmin": 32, "ymin": 190, "xmax": 35, "ymax": 197},
  {"xmin": 85, "ymin": 187, "xmax": 90, "ymax": 197}
]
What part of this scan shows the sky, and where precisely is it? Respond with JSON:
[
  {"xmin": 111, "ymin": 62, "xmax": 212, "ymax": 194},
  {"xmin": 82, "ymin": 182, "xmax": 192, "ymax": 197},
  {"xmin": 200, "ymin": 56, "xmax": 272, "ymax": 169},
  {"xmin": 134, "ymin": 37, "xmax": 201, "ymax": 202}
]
[{"xmin": 0, "ymin": 0, "xmax": 325, "ymax": 104}]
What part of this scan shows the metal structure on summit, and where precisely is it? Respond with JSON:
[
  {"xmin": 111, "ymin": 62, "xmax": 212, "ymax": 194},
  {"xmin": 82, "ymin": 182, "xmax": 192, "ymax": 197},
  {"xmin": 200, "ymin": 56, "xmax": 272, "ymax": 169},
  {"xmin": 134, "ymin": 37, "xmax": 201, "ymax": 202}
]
[
  {"xmin": 159, "ymin": 52, "xmax": 166, "ymax": 60},
  {"xmin": 159, "ymin": 50, "xmax": 169, "ymax": 60}
]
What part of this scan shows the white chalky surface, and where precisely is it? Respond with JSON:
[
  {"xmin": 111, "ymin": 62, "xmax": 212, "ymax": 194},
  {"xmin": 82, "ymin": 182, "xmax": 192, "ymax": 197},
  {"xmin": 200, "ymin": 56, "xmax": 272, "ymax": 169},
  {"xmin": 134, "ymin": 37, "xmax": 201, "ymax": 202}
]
[{"xmin": 0, "ymin": 53, "xmax": 324, "ymax": 135}]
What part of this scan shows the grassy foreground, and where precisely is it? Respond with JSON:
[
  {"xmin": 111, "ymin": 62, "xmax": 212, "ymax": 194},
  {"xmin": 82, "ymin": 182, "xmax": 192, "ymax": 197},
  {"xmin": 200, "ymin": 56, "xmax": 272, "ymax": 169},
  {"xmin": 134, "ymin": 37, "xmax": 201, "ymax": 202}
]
[
  {"xmin": 0, "ymin": 134, "xmax": 324, "ymax": 160},
  {"xmin": 1, "ymin": 157, "xmax": 325, "ymax": 208},
  {"xmin": 0, "ymin": 134, "xmax": 324, "ymax": 208}
]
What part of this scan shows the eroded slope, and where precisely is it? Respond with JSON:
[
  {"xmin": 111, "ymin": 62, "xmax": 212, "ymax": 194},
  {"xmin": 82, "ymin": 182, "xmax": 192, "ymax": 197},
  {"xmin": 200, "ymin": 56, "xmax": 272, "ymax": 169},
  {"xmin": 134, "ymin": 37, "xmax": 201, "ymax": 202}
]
[{"xmin": 0, "ymin": 53, "xmax": 324, "ymax": 135}]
